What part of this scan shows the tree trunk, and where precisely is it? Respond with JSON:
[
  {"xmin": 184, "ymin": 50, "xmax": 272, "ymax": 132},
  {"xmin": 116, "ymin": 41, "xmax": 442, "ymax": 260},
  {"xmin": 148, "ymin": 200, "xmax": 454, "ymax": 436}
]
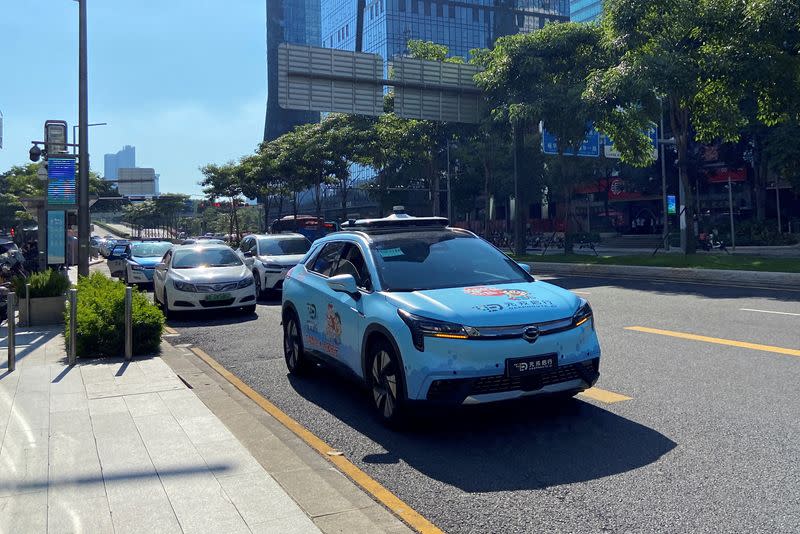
[
  {"xmin": 512, "ymin": 121, "xmax": 526, "ymax": 256},
  {"xmin": 483, "ymin": 160, "xmax": 491, "ymax": 237},
  {"xmin": 670, "ymin": 98, "xmax": 696, "ymax": 254},
  {"xmin": 752, "ymin": 133, "xmax": 768, "ymax": 222},
  {"xmin": 431, "ymin": 157, "xmax": 440, "ymax": 216},
  {"xmin": 262, "ymin": 195, "xmax": 270, "ymax": 233},
  {"xmin": 315, "ymin": 175, "xmax": 323, "ymax": 218},
  {"xmin": 292, "ymin": 192, "xmax": 298, "ymax": 218},
  {"xmin": 340, "ymin": 180, "xmax": 348, "ymax": 219}
]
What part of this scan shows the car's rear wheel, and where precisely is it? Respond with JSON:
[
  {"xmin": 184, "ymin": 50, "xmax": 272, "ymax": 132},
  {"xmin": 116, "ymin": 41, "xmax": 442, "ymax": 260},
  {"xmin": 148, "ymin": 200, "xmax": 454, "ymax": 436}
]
[
  {"xmin": 283, "ymin": 312, "xmax": 308, "ymax": 375},
  {"xmin": 367, "ymin": 340, "xmax": 406, "ymax": 426},
  {"xmin": 161, "ymin": 288, "xmax": 173, "ymax": 320}
]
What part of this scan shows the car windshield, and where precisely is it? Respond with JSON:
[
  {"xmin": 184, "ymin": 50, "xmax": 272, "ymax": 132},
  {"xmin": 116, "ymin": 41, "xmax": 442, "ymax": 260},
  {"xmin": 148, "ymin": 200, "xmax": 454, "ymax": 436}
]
[
  {"xmin": 130, "ymin": 242, "xmax": 172, "ymax": 258},
  {"xmin": 172, "ymin": 248, "xmax": 242, "ymax": 269},
  {"xmin": 258, "ymin": 237, "xmax": 310, "ymax": 256},
  {"xmin": 370, "ymin": 232, "xmax": 530, "ymax": 291}
]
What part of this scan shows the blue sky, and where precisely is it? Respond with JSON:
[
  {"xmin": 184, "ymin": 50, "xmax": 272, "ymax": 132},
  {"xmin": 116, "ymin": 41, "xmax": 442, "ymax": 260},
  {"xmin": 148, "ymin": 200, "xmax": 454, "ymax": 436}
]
[{"xmin": 0, "ymin": 0, "xmax": 266, "ymax": 196}]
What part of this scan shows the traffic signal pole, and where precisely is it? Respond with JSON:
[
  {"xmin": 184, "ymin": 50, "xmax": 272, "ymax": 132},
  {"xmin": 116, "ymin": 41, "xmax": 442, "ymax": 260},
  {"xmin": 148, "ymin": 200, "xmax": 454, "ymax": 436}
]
[{"xmin": 77, "ymin": 0, "xmax": 90, "ymax": 277}]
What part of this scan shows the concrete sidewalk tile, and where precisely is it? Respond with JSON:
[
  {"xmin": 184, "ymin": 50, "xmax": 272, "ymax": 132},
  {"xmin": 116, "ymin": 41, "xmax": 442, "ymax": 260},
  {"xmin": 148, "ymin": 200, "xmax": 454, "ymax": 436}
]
[
  {"xmin": 88, "ymin": 395, "xmax": 127, "ymax": 416},
  {"xmin": 48, "ymin": 494, "xmax": 114, "ymax": 534},
  {"xmin": 137, "ymin": 357, "xmax": 175, "ymax": 378},
  {"xmin": 312, "ymin": 504, "xmax": 414, "ymax": 534},
  {"xmin": 118, "ymin": 379, "xmax": 184, "ymax": 397},
  {"xmin": 7, "ymin": 393, "xmax": 49, "ymax": 432},
  {"xmin": 79, "ymin": 363, "xmax": 117, "ymax": 385},
  {"xmin": 84, "ymin": 381, "xmax": 122, "ymax": 399},
  {"xmin": 217, "ymin": 470, "xmax": 303, "ymax": 526},
  {"xmin": 103, "ymin": 471, "xmax": 181, "ymax": 534},
  {"xmin": 112, "ymin": 362, "xmax": 149, "ymax": 385},
  {"xmin": 50, "ymin": 392, "xmax": 89, "ymax": 413},
  {"xmin": 160, "ymin": 470, "xmax": 249, "ymax": 534},
  {"xmin": 95, "ymin": 434, "xmax": 154, "ymax": 472},
  {"xmin": 193, "ymin": 386, "xmax": 248, "ymax": 418},
  {"xmin": 50, "ymin": 409, "xmax": 93, "ymax": 437},
  {"xmin": 0, "ymin": 490, "xmax": 47, "ymax": 533},
  {"xmin": 90, "ymin": 411, "xmax": 139, "ymax": 438},
  {"xmin": 176, "ymin": 414, "xmax": 234, "ymax": 445},
  {"xmin": 0, "ymin": 428, "xmax": 48, "ymax": 497},
  {"xmin": 160, "ymin": 390, "xmax": 212, "ymax": 420},
  {"xmin": 124, "ymin": 392, "xmax": 171, "ymax": 418},
  {"xmin": 195, "ymin": 438, "xmax": 265, "ymax": 479},
  {"xmin": 48, "ymin": 431, "xmax": 106, "ymax": 499},
  {"xmin": 271, "ymin": 467, "xmax": 377, "ymax": 519},
  {"xmin": 250, "ymin": 513, "xmax": 321, "ymax": 534}
]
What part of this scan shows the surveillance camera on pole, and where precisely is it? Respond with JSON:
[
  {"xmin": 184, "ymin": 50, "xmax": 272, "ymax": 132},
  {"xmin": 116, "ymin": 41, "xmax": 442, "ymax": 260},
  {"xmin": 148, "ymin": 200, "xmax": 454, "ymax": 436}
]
[{"xmin": 29, "ymin": 145, "xmax": 42, "ymax": 162}]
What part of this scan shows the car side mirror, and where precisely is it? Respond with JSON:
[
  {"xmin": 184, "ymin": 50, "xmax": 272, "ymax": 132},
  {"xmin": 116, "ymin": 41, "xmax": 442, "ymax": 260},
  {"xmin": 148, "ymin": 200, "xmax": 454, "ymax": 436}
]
[
  {"xmin": 326, "ymin": 274, "xmax": 359, "ymax": 298},
  {"xmin": 518, "ymin": 262, "xmax": 532, "ymax": 274},
  {"xmin": 243, "ymin": 251, "xmax": 253, "ymax": 258}
]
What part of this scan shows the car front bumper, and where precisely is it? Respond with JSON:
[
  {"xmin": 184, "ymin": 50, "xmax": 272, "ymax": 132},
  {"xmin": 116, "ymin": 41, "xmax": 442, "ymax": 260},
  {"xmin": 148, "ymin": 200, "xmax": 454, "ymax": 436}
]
[
  {"xmin": 262, "ymin": 268, "xmax": 292, "ymax": 290},
  {"xmin": 400, "ymin": 321, "xmax": 601, "ymax": 404},
  {"xmin": 128, "ymin": 268, "xmax": 155, "ymax": 283},
  {"xmin": 166, "ymin": 285, "xmax": 256, "ymax": 310}
]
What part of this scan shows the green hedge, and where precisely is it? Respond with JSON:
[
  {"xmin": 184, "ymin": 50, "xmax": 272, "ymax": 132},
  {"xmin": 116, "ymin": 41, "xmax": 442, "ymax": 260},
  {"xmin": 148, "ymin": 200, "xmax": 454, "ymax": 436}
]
[
  {"xmin": 12, "ymin": 269, "xmax": 70, "ymax": 298},
  {"xmin": 65, "ymin": 272, "xmax": 164, "ymax": 357}
]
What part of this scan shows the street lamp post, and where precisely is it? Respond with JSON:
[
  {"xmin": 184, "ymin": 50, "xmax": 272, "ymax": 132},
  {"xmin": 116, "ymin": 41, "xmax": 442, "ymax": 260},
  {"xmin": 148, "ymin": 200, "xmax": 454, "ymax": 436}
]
[
  {"xmin": 72, "ymin": 122, "xmax": 106, "ymax": 155},
  {"xmin": 77, "ymin": 0, "xmax": 90, "ymax": 277}
]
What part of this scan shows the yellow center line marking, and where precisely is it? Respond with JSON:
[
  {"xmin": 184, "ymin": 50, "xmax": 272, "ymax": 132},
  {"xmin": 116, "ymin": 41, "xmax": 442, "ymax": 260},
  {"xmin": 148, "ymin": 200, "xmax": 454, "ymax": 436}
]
[
  {"xmin": 189, "ymin": 347, "xmax": 444, "ymax": 534},
  {"xmin": 626, "ymin": 326, "xmax": 800, "ymax": 357},
  {"xmin": 579, "ymin": 387, "xmax": 632, "ymax": 404},
  {"xmin": 163, "ymin": 326, "xmax": 178, "ymax": 335}
]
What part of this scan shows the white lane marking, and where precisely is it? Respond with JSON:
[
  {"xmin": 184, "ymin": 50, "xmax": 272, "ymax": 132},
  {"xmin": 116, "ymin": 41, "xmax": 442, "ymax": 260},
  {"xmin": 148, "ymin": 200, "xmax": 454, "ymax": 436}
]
[{"xmin": 739, "ymin": 308, "xmax": 800, "ymax": 317}]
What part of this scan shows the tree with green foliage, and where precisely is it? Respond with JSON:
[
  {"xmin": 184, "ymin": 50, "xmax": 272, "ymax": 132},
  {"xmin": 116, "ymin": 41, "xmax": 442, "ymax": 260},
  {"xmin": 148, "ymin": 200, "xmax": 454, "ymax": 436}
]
[{"xmin": 200, "ymin": 162, "xmax": 244, "ymax": 239}]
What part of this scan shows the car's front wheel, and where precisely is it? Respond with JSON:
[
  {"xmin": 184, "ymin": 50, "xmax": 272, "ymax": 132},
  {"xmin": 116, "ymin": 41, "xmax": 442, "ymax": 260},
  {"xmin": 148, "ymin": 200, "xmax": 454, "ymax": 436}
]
[
  {"xmin": 367, "ymin": 340, "xmax": 406, "ymax": 426},
  {"xmin": 283, "ymin": 312, "xmax": 308, "ymax": 375},
  {"xmin": 253, "ymin": 271, "xmax": 263, "ymax": 298}
]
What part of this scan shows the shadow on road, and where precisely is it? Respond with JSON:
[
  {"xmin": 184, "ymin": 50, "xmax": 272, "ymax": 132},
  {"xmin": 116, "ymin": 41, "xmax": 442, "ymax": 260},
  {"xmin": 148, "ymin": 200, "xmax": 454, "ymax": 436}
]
[
  {"xmin": 287, "ymin": 370, "xmax": 676, "ymax": 492},
  {"xmin": 543, "ymin": 273, "xmax": 800, "ymax": 303},
  {"xmin": 166, "ymin": 308, "xmax": 260, "ymax": 327}
]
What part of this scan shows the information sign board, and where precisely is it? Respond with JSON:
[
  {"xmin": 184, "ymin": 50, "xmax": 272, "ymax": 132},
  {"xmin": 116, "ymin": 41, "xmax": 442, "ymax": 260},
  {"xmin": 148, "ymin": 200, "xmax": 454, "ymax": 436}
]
[
  {"xmin": 542, "ymin": 125, "xmax": 600, "ymax": 157},
  {"xmin": 47, "ymin": 211, "xmax": 66, "ymax": 265},
  {"xmin": 47, "ymin": 158, "xmax": 77, "ymax": 205}
]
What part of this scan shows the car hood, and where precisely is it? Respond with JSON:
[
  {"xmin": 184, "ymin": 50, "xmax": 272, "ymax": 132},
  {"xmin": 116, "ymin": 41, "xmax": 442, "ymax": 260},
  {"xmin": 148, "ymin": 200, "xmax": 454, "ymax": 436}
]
[
  {"xmin": 258, "ymin": 254, "xmax": 306, "ymax": 266},
  {"xmin": 170, "ymin": 265, "xmax": 249, "ymax": 283},
  {"xmin": 129, "ymin": 256, "xmax": 163, "ymax": 267},
  {"xmin": 382, "ymin": 281, "xmax": 581, "ymax": 327}
]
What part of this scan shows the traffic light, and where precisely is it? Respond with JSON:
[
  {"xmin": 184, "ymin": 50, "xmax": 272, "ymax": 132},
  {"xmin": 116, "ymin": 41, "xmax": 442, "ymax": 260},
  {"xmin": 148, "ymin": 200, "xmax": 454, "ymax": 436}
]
[{"xmin": 9, "ymin": 228, "xmax": 14, "ymax": 238}]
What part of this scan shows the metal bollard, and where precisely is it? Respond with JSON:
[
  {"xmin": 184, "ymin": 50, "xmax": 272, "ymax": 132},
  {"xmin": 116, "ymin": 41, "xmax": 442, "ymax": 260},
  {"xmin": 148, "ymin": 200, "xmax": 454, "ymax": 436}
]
[
  {"xmin": 68, "ymin": 289, "xmax": 77, "ymax": 365},
  {"xmin": 25, "ymin": 283, "xmax": 31, "ymax": 327},
  {"xmin": 124, "ymin": 286, "xmax": 132, "ymax": 360},
  {"xmin": 7, "ymin": 292, "xmax": 15, "ymax": 372}
]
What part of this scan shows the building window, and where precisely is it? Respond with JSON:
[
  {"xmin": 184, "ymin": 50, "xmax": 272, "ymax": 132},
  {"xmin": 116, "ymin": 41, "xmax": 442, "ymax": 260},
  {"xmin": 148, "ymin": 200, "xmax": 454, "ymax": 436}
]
[
  {"xmin": 424, "ymin": 0, "xmax": 430, "ymax": 16},
  {"xmin": 380, "ymin": 0, "xmax": 384, "ymax": 13},
  {"xmin": 399, "ymin": 0, "xmax": 405, "ymax": 11},
  {"xmin": 436, "ymin": 1, "xmax": 443, "ymax": 17},
  {"xmin": 449, "ymin": 4, "xmax": 455, "ymax": 18},
  {"xmin": 412, "ymin": 0, "xmax": 418, "ymax": 14},
  {"xmin": 472, "ymin": 7, "xmax": 479, "ymax": 22},
  {"xmin": 345, "ymin": 24, "xmax": 349, "ymax": 38}
]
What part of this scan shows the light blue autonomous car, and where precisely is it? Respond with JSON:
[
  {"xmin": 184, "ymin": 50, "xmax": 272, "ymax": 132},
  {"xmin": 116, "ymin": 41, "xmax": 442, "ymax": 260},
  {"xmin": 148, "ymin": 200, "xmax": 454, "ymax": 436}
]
[{"xmin": 281, "ymin": 208, "xmax": 601, "ymax": 425}]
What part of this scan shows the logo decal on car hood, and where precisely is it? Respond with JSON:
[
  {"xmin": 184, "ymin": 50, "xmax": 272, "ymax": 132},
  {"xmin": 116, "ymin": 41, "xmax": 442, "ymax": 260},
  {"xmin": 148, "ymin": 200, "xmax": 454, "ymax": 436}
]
[{"xmin": 464, "ymin": 286, "xmax": 530, "ymax": 300}]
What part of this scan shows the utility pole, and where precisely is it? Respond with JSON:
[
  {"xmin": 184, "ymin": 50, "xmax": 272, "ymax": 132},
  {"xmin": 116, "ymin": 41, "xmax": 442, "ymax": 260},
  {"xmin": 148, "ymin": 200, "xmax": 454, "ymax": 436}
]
[
  {"xmin": 77, "ymin": 0, "xmax": 90, "ymax": 277},
  {"xmin": 659, "ymin": 99, "xmax": 669, "ymax": 250}
]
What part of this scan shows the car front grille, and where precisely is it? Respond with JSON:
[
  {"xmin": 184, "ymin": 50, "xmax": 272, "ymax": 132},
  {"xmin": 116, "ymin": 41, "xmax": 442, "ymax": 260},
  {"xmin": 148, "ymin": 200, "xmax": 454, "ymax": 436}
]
[
  {"xmin": 194, "ymin": 282, "xmax": 238, "ymax": 293},
  {"xmin": 426, "ymin": 358, "xmax": 599, "ymax": 402}
]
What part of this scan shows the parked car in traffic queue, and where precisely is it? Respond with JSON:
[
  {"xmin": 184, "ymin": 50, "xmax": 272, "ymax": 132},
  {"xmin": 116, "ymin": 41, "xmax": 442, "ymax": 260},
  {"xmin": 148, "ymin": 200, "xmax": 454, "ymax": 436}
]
[
  {"xmin": 153, "ymin": 244, "xmax": 257, "ymax": 317},
  {"xmin": 237, "ymin": 233, "xmax": 311, "ymax": 297},
  {"xmin": 121, "ymin": 241, "xmax": 173, "ymax": 285},
  {"xmin": 281, "ymin": 208, "xmax": 601, "ymax": 426}
]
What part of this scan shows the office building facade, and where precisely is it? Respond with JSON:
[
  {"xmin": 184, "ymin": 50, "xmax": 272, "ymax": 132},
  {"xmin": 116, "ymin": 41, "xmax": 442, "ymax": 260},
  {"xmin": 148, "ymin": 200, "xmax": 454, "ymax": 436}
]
[
  {"xmin": 570, "ymin": 0, "xmax": 602, "ymax": 22},
  {"xmin": 117, "ymin": 168, "xmax": 159, "ymax": 197},
  {"xmin": 264, "ymin": 0, "xmax": 322, "ymax": 140},
  {"xmin": 322, "ymin": 0, "xmax": 569, "ymax": 62},
  {"xmin": 103, "ymin": 145, "xmax": 135, "ymax": 180}
]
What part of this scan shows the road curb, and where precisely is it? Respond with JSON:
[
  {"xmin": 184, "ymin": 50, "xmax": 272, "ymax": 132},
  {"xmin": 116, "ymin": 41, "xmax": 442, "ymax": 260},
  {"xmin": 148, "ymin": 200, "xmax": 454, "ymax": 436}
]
[{"xmin": 527, "ymin": 262, "xmax": 800, "ymax": 290}]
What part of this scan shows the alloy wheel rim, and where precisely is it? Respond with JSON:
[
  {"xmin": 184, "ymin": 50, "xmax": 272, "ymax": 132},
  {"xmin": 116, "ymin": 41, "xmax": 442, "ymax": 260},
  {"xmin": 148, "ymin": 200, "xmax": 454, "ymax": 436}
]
[
  {"xmin": 285, "ymin": 320, "xmax": 300, "ymax": 368},
  {"xmin": 254, "ymin": 274, "xmax": 261, "ymax": 294},
  {"xmin": 371, "ymin": 350, "xmax": 397, "ymax": 418}
]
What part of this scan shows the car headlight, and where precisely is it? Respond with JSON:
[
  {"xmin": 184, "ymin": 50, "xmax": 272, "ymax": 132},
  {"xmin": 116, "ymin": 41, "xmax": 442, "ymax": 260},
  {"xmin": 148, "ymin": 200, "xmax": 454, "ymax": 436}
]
[
  {"xmin": 573, "ymin": 299, "xmax": 594, "ymax": 329},
  {"xmin": 398, "ymin": 309, "xmax": 468, "ymax": 351},
  {"xmin": 237, "ymin": 276, "xmax": 255, "ymax": 289},
  {"xmin": 260, "ymin": 261, "xmax": 283, "ymax": 271},
  {"xmin": 130, "ymin": 263, "xmax": 144, "ymax": 271},
  {"xmin": 173, "ymin": 280, "xmax": 197, "ymax": 292}
]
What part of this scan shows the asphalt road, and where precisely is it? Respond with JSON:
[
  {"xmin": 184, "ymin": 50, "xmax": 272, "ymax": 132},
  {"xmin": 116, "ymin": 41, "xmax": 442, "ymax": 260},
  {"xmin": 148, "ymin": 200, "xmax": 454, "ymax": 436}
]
[{"xmin": 133, "ymin": 267, "xmax": 800, "ymax": 533}]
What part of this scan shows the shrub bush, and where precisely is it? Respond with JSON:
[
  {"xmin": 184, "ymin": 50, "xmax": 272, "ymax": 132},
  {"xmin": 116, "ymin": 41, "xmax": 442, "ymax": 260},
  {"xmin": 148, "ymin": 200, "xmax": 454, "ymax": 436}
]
[
  {"xmin": 12, "ymin": 269, "xmax": 71, "ymax": 298},
  {"xmin": 65, "ymin": 272, "xmax": 164, "ymax": 357}
]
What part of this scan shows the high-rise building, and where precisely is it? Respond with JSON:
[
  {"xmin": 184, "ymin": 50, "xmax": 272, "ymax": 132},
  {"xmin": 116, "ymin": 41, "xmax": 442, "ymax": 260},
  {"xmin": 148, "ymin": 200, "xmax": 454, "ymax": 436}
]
[
  {"xmin": 322, "ymin": 0, "xmax": 569, "ymax": 63},
  {"xmin": 103, "ymin": 145, "xmax": 135, "ymax": 180},
  {"xmin": 117, "ymin": 168, "xmax": 158, "ymax": 197},
  {"xmin": 570, "ymin": 0, "xmax": 602, "ymax": 22},
  {"xmin": 264, "ymin": 0, "xmax": 322, "ymax": 140}
]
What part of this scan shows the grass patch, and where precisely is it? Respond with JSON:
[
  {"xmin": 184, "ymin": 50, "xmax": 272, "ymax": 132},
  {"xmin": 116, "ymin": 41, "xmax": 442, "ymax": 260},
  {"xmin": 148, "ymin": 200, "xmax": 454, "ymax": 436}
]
[{"xmin": 515, "ymin": 253, "xmax": 800, "ymax": 273}]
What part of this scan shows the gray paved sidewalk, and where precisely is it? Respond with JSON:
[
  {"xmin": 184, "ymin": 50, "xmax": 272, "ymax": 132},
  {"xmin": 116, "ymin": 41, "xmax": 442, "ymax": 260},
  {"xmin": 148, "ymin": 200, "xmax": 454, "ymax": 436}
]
[{"xmin": 0, "ymin": 327, "xmax": 322, "ymax": 534}]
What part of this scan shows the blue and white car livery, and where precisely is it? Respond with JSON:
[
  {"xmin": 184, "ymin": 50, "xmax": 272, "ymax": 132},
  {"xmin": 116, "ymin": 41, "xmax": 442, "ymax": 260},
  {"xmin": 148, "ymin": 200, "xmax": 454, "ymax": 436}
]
[
  {"xmin": 121, "ymin": 242, "xmax": 173, "ymax": 284},
  {"xmin": 281, "ymin": 208, "xmax": 601, "ymax": 424}
]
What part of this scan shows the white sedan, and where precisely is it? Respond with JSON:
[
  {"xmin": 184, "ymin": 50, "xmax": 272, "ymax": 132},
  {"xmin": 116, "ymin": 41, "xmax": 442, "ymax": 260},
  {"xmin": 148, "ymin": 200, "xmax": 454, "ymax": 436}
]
[
  {"xmin": 237, "ymin": 233, "xmax": 311, "ymax": 297},
  {"xmin": 153, "ymin": 244, "xmax": 257, "ymax": 317}
]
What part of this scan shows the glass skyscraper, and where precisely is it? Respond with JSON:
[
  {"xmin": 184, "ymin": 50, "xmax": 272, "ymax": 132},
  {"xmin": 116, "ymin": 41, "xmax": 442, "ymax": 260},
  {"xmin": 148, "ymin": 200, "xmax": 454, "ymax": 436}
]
[
  {"xmin": 264, "ymin": 0, "xmax": 322, "ymax": 140},
  {"xmin": 322, "ymin": 0, "xmax": 570, "ymax": 62},
  {"xmin": 103, "ymin": 145, "xmax": 135, "ymax": 180},
  {"xmin": 570, "ymin": 0, "xmax": 602, "ymax": 22}
]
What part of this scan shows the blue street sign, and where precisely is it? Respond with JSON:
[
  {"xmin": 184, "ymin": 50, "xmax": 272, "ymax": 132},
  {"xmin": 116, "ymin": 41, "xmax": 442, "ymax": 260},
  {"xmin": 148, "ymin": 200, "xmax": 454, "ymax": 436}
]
[
  {"xmin": 542, "ymin": 125, "xmax": 600, "ymax": 157},
  {"xmin": 603, "ymin": 128, "xmax": 658, "ymax": 159},
  {"xmin": 47, "ymin": 157, "xmax": 77, "ymax": 205},
  {"xmin": 47, "ymin": 211, "xmax": 66, "ymax": 265}
]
